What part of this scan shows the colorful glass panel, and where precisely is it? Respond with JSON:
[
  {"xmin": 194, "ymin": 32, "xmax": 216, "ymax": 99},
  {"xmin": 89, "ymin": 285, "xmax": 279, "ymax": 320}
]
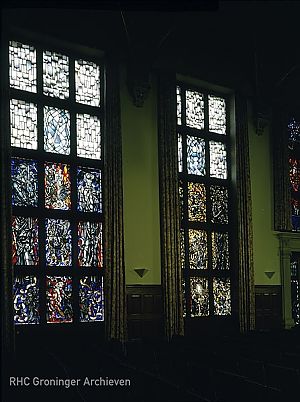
[
  {"xmin": 77, "ymin": 167, "xmax": 101, "ymax": 212},
  {"xmin": 44, "ymin": 106, "xmax": 70, "ymax": 155},
  {"xmin": 212, "ymin": 232, "xmax": 230, "ymax": 270},
  {"xmin": 189, "ymin": 229, "xmax": 207, "ymax": 269},
  {"xmin": 292, "ymin": 198, "xmax": 300, "ymax": 231},
  {"xmin": 190, "ymin": 277, "xmax": 209, "ymax": 317},
  {"xmin": 213, "ymin": 278, "xmax": 231, "ymax": 315},
  {"xmin": 13, "ymin": 276, "xmax": 39, "ymax": 324},
  {"xmin": 208, "ymin": 95, "xmax": 226, "ymax": 134},
  {"xmin": 78, "ymin": 221, "xmax": 102, "ymax": 267},
  {"xmin": 77, "ymin": 113, "xmax": 101, "ymax": 160},
  {"xmin": 10, "ymin": 99, "xmax": 37, "ymax": 149},
  {"xmin": 210, "ymin": 141, "xmax": 227, "ymax": 179},
  {"xmin": 187, "ymin": 135, "xmax": 205, "ymax": 175},
  {"xmin": 177, "ymin": 86, "xmax": 182, "ymax": 125},
  {"xmin": 43, "ymin": 51, "xmax": 69, "ymax": 98},
  {"xmin": 79, "ymin": 276, "xmax": 104, "ymax": 322},
  {"xmin": 289, "ymin": 158, "xmax": 300, "ymax": 192},
  {"xmin": 44, "ymin": 162, "xmax": 71, "ymax": 210},
  {"xmin": 11, "ymin": 158, "xmax": 38, "ymax": 207},
  {"xmin": 75, "ymin": 59, "xmax": 100, "ymax": 106},
  {"xmin": 186, "ymin": 90, "xmax": 204, "ymax": 130},
  {"xmin": 45, "ymin": 219, "xmax": 72, "ymax": 266},
  {"xmin": 12, "ymin": 216, "xmax": 39, "ymax": 266},
  {"xmin": 188, "ymin": 182, "xmax": 206, "ymax": 221},
  {"xmin": 178, "ymin": 133, "xmax": 183, "ymax": 172},
  {"xmin": 46, "ymin": 276, "xmax": 73, "ymax": 323},
  {"xmin": 9, "ymin": 41, "xmax": 36, "ymax": 92},
  {"xmin": 288, "ymin": 118, "xmax": 300, "ymax": 148},
  {"xmin": 211, "ymin": 185, "xmax": 228, "ymax": 224}
]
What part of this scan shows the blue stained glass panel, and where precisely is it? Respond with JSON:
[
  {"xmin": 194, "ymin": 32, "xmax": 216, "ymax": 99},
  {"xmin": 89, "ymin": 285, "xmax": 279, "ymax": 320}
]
[
  {"xmin": 45, "ymin": 219, "xmax": 72, "ymax": 266},
  {"xmin": 187, "ymin": 135, "xmax": 205, "ymax": 175},
  {"xmin": 13, "ymin": 276, "xmax": 39, "ymax": 324},
  {"xmin": 77, "ymin": 167, "xmax": 101, "ymax": 212},
  {"xmin": 11, "ymin": 158, "xmax": 38, "ymax": 207},
  {"xmin": 79, "ymin": 276, "xmax": 104, "ymax": 322},
  {"xmin": 44, "ymin": 106, "xmax": 70, "ymax": 155},
  {"xmin": 46, "ymin": 276, "xmax": 73, "ymax": 323}
]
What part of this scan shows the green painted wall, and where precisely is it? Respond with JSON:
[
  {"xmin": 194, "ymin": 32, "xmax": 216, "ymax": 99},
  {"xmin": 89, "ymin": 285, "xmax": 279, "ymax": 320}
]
[
  {"xmin": 248, "ymin": 111, "xmax": 280, "ymax": 285},
  {"xmin": 120, "ymin": 67, "xmax": 161, "ymax": 285}
]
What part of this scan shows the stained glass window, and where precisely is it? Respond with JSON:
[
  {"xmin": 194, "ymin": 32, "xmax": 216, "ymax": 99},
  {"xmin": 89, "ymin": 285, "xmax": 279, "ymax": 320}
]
[
  {"xmin": 187, "ymin": 135, "xmax": 205, "ymax": 175},
  {"xmin": 44, "ymin": 106, "xmax": 70, "ymax": 155},
  {"xmin": 212, "ymin": 232, "xmax": 230, "ymax": 270},
  {"xmin": 208, "ymin": 95, "xmax": 226, "ymax": 134},
  {"xmin": 186, "ymin": 90, "xmax": 204, "ymax": 130},
  {"xmin": 10, "ymin": 99, "xmax": 37, "ymax": 149},
  {"xmin": 43, "ymin": 51, "xmax": 69, "ymax": 98},
  {"xmin": 190, "ymin": 277, "xmax": 209, "ymax": 317},
  {"xmin": 77, "ymin": 113, "xmax": 101, "ymax": 160},
  {"xmin": 188, "ymin": 182, "xmax": 206, "ymax": 221},
  {"xmin": 287, "ymin": 118, "xmax": 300, "ymax": 231},
  {"xmin": 211, "ymin": 185, "xmax": 228, "ymax": 224},
  {"xmin": 46, "ymin": 276, "xmax": 73, "ymax": 323},
  {"xmin": 77, "ymin": 167, "xmax": 101, "ymax": 212},
  {"xmin": 13, "ymin": 276, "xmax": 39, "ymax": 324},
  {"xmin": 213, "ymin": 278, "xmax": 231, "ymax": 315},
  {"xmin": 79, "ymin": 276, "xmax": 104, "ymax": 322},
  {"xmin": 78, "ymin": 221, "xmax": 102, "ymax": 267},
  {"xmin": 9, "ymin": 41, "xmax": 37, "ymax": 92},
  {"xmin": 12, "ymin": 216, "xmax": 39, "ymax": 265},
  {"xmin": 210, "ymin": 141, "xmax": 227, "ymax": 179},
  {"xmin": 291, "ymin": 255, "xmax": 300, "ymax": 325},
  {"xmin": 9, "ymin": 39, "xmax": 104, "ymax": 328},
  {"xmin": 11, "ymin": 158, "xmax": 38, "ymax": 207},
  {"xmin": 189, "ymin": 229, "xmax": 207, "ymax": 270},
  {"xmin": 177, "ymin": 83, "xmax": 231, "ymax": 319},
  {"xmin": 75, "ymin": 60, "xmax": 100, "ymax": 106},
  {"xmin": 44, "ymin": 162, "xmax": 71, "ymax": 210},
  {"xmin": 45, "ymin": 219, "xmax": 72, "ymax": 266}
]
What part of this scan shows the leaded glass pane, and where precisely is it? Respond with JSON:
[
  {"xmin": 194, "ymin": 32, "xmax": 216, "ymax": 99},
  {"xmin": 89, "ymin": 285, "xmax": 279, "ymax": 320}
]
[
  {"xmin": 77, "ymin": 113, "xmax": 101, "ymax": 160},
  {"xmin": 180, "ymin": 229, "xmax": 185, "ymax": 269},
  {"xmin": 182, "ymin": 279, "xmax": 186, "ymax": 317},
  {"xmin": 75, "ymin": 59, "xmax": 100, "ymax": 106},
  {"xmin": 177, "ymin": 86, "xmax": 182, "ymax": 125},
  {"xmin": 45, "ymin": 219, "xmax": 72, "ymax": 266},
  {"xmin": 44, "ymin": 106, "xmax": 70, "ymax": 155},
  {"xmin": 292, "ymin": 198, "xmax": 300, "ymax": 231},
  {"xmin": 188, "ymin": 182, "xmax": 206, "ymax": 221},
  {"xmin": 13, "ymin": 276, "xmax": 39, "ymax": 324},
  {"xmin": 209, "ymin": 141, "xmax": 227, "ymax": 179},
  {"xmin": 189, "ymin": 229, "xmax": 207, "ymax": 269},
  {"xmin": 186, "ymin": 90, "xmax": 204, "ymax": 129},
  {"xmin": 213, "ymin": 278, "xmax": 231, "ymax": 315},
  {"xmin": 288, "ymin": 118, "xmax": 300, "ymax": 147},
  {"xmin": 12, "ymin": 216, "xmax": 39, "ymax": 266},
  {"xmin": 187, "ymin": 135, "xmax": 205, "ymax": 175},
  {"xmin": 9, "ymin": 41, "xmax": 36, "ymax": 92},
  {"xmin": 291, "ymin": 259, "xmax": 300, "ymax": 325},
  {"xmin": 78, "ymin": 221, "xmax": 102, "ymax": 267},
  {"xmin": 289, "ymin": 158, "xmax": 300, "ymax": 192},
  {"xmin": 208, "ymin": 95, "xmax": 226, "ymax": 134},
  {"xmin": 79, "ymin": 276, "xmax": 104, "ymax": 322},
  {"xmin": 44, "ymin": 162, "xmax": 71, "ymax": 210},
  {"xmin": 178, "ymin": 133, "xmax": 183, "ymax": 172},
  {"xmin": 11, "ymin": 158, "xmax": 38, "ymax": 207},
  {"xmin": 77, "ymin": 167, "xmax": 101, "ymax": 212},
  {"xmin": 211, "ymin": 185, "xmax": 229, "ymax": 224},
  {"xmin": 43, "ymin": 51, "xmax": 69, "ymax": 98},
  {"xmin": 212, "ymin": 232, "xmax": 230, "ymax": 270},
  {"xmin": 10, "ymin": 99, "xmax": 37, "ymax": 149},
  {"xmin": 190, "ymin": 277, "xmax": 209, "ymax": 317},
  {"xmin": 46, "ymin": 276, "xmax": 73, "ymax": 323},
  {"xmin": 179, "ymin": 181, "xmax": 184, "ymax": 221}
]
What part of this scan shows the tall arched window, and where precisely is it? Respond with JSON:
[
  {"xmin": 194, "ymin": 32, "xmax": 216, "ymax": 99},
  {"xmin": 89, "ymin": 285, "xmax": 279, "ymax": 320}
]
[
  {"xmin": 8, "ymin": 38, "xmax": 104, "ymax": 329},
  {"xmin": 176, "ymin": 84, "xmax": 232, "ymax": 319}
]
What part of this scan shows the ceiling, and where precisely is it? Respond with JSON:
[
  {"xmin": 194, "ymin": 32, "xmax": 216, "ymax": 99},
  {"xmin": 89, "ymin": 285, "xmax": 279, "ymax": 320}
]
[{"xmin": 3, "ymin": 1, "xmax": 300, "ymax": 105}]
